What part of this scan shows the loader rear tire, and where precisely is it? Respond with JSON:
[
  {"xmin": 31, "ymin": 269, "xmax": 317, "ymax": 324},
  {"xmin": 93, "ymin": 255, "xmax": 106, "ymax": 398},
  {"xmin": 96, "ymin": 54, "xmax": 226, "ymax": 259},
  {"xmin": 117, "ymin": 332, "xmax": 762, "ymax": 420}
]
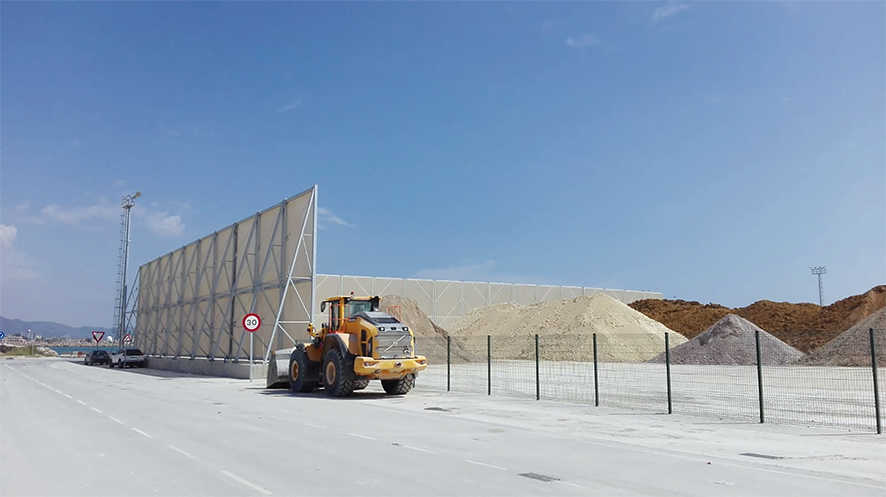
[
  {"xmin": 322, "ymin": 348, "xmax": 355, "ymax": 397},
  {"xmin": 382, "ymin": 374, "xmax": 415, "ymax": 395},
  {"xmin": 288, "ymin": 348, "xmax": 317, "ymax": 393}
]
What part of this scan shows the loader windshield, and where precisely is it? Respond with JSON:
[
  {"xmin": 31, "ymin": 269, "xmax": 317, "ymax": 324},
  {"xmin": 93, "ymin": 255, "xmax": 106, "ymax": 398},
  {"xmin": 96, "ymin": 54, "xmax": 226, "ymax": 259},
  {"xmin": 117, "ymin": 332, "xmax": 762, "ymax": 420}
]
[{"xmin": 345, "ymin": 300, "xmax": 373, "ymax": 317}]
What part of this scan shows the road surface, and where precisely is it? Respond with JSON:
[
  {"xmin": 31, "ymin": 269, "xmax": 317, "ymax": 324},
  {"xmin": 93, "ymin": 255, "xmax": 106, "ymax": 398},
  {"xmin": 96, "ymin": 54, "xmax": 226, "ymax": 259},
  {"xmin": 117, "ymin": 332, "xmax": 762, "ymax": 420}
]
[{"xmin": 2, "ymin": 358, "xmax": 884, "ymax": 496}]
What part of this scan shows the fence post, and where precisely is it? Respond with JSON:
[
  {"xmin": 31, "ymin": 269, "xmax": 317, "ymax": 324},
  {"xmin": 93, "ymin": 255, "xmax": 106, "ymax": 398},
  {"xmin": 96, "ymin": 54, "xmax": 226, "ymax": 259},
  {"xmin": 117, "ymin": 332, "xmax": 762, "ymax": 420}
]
[
  {"xmin": 446, "ymin": 335, "xmax": 451, "ymax": 392},
  {"xmin": 665, "ymin": 332, "xmax": 672, "ymax": 414},
  {"xmin": 593, "ymin": 333, "xmax": 599, "ymax": 407},
  {"xmin": 870, "ymin": 329, "xmax": 881, "ymax": 435},
  {"xmin": 755, "ymin": 329, "xmax": 764, "ymax": 424},
  {"xmin": 487, "ymin": 335, "xmax": 492, "ymax": 396},
  {"xmin": 535, "ymin": 334, "xmax": 540, "ymax": 401}
]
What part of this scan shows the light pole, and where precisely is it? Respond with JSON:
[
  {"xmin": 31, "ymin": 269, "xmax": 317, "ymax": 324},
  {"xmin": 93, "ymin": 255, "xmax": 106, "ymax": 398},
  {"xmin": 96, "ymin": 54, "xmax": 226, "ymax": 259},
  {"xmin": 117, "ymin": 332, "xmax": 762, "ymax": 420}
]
[
  {"xmin": 810, "ymin": 266, "xmax": 826, "ymax": 306},
  {"xmin": 117, "ymin": 192, "xmax": 141, "ymax": 350}
]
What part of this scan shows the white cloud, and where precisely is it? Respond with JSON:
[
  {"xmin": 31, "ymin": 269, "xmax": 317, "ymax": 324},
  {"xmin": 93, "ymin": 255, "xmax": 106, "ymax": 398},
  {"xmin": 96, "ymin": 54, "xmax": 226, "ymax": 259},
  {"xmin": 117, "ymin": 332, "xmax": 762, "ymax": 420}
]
[
  {"xmin": 565, "ymin": 33, "xmax": 600, "ymax": 48},
  {"xmin": 317, "ymin": 207, "xmax": 354, "ymax": 229},
  {"xmin": 652, "ymin": 3, "xmax": 689, "ymax": 23},
  {"xmin": 142, "ymin": 210, "xmax": 185, "ymax": 237},
  {"xmin": 0, "ymin": 224, "xmax": 40, "ymax": 281},
  {"xmin": 0, "ymin": 224, "xmax": 17, "ymax": 248},
  {"xmin": 277, "ymin": 99, "xmax": 302, "ymax": 113}
]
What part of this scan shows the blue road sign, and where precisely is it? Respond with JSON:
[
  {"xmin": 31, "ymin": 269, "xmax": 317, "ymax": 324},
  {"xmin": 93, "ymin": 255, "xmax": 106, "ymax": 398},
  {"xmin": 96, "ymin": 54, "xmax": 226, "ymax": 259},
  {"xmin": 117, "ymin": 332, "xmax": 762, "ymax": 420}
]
[{"xmin": 0, "ymin": 331, "xmax": 5, "ymax": 339}]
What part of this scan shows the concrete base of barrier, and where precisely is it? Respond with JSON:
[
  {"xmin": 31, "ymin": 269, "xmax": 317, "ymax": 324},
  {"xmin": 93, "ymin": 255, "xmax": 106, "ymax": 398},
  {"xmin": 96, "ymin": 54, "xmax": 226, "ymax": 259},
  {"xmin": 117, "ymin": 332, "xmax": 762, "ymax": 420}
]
[{"xmin": 146, "ymin": 356, "xmax": 267, "ymax": 380}]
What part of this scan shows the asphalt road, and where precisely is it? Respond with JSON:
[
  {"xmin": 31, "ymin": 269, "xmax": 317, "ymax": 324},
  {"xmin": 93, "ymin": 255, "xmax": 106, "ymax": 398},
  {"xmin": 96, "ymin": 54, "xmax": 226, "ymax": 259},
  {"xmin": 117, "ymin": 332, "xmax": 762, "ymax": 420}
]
[{"xmin": 2, "ymin": 358, "xmax": 884, "ymax": 496}]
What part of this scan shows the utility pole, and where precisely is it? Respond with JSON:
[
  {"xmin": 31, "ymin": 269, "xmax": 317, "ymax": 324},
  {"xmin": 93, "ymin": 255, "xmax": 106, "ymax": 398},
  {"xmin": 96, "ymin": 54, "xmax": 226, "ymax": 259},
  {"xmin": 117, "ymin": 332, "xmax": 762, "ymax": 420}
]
[
  {"xmin": 115, "ymin": 192, "xmax": 141, "ymax": 351},
  {"xmin": 810, "ymin": 266, "xmax": 826, "ymax": 306}
]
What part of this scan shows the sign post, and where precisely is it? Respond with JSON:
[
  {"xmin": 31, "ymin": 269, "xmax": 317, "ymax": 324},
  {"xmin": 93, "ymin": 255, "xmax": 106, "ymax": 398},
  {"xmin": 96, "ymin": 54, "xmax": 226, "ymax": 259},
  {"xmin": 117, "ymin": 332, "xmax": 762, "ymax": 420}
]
[{"xmin": 242, "ymin": 314, "xmax": 261, "ymax": 382}]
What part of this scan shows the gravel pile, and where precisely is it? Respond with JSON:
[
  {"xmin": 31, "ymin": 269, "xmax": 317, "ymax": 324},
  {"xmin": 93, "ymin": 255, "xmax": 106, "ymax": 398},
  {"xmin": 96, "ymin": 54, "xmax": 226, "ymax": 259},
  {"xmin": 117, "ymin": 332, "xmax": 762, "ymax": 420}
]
[
  {"xmin": 800, "ymin": 307, "xmax": 886, "ymax": 367},
  {"xmin": 451, "ymin": 293, "xmax": 687, "ymax": 362},
  {"xmin": 649, "ymin": 314, "xmax": 804, "ymax": 365},
  {"xmin": 379, "ymin": 295, "xmax": 472, "ymax": 363}
]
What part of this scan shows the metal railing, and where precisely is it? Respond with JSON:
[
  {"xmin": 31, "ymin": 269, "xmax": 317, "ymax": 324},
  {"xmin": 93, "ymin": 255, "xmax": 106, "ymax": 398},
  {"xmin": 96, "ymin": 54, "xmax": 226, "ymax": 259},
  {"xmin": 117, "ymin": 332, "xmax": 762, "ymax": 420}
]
[{"xmin": 414, "ymin": 328, "xmax": 885, "ymax": 434}]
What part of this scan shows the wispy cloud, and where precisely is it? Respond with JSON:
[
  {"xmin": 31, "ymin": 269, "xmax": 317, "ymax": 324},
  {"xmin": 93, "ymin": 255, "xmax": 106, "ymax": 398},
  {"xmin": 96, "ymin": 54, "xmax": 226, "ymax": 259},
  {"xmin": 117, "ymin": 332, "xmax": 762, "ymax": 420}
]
[
  {"xmin": 565, "ymin": 33, "xmax": 600, "ymax": 49},
  {"xmin": 14, "ymin": 199, "xmax": 186, "ymax": 237},
  {"xmin": 317, "ymin": 207, "xmax": 354, "ymax": 229},
  {"xmin": 41, "ymin": 202, "xmax": 118, "ymax": 225},
  {"xmin": 141, "ymin": 210, "xmax": 185, "ymax": 237},
  {"xmin": 277, "ymin": 99, "xmax": 302, "ymax": 113},
  {"xmin": 652, "ymin": 3, "xmax": 690, "ymax": 23}
]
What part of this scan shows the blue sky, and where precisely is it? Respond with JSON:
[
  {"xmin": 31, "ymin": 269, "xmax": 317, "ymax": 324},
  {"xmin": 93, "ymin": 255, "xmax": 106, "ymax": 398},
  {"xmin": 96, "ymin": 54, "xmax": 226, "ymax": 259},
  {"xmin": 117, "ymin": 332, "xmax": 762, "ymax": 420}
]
[{"xmin": 1, "ymin": 2, "xmax": 883, "ymax": 327}]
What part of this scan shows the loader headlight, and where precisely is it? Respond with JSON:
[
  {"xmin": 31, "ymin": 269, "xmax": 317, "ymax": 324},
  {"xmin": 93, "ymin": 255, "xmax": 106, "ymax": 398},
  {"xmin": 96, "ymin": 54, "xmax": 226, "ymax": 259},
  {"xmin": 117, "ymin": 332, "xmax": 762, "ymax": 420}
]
[
  {"xmin": 403, "ymin": 326, "xmax": 409, "ymax": 331},
  {"xmin": 378, "ymin": 327, "xmax": 385, "ymax": 332}
]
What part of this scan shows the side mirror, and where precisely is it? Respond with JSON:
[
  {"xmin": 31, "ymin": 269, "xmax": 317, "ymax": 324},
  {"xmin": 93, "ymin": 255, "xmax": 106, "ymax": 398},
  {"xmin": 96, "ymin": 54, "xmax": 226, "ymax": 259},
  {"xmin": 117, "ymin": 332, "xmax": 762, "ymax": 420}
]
[{"xmin": 320, "ymin": 301, "xmax": 326, "ymax": 312}]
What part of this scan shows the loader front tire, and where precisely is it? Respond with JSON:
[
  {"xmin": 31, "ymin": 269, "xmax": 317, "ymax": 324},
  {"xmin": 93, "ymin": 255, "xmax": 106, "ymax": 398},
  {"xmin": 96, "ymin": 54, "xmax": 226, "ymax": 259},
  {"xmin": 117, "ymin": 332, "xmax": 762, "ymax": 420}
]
[
  {"xmin": 352, "ymin": 377, "xmax": 370, "ymax": 391},
  {"xmin": 322, "ymin": 348, "xmax": 355, "ymax": 397},
  {"xmin": 288, "ymin": 348, "xmax": 317, "ymax": 393},
  {"xmin": 382, "ymin": 374, "xmax": 415, "ymax": 395}
]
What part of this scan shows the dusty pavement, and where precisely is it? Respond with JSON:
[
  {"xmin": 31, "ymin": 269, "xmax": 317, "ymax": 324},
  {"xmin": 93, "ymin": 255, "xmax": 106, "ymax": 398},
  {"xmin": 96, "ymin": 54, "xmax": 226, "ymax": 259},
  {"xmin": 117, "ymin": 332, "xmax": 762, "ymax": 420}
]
[{"xmin": 1, "ymin": 358, "xmax": 884, "ymax": 496}]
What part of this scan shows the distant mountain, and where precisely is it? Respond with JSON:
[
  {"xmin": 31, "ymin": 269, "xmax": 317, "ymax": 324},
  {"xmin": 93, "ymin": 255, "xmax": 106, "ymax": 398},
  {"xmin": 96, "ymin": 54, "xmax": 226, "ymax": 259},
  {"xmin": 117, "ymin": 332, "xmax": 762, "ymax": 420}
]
[{"xmin": 0, "ymin": 316, "xmax": 110, "ymax": 339}]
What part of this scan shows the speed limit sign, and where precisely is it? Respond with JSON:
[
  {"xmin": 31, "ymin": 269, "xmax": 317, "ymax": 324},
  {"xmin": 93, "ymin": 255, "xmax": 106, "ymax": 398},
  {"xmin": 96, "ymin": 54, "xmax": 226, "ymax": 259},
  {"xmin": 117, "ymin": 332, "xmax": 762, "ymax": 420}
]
[{"xmin": 242, "ymin": 313, "xmax": 261, "ymax": 333}]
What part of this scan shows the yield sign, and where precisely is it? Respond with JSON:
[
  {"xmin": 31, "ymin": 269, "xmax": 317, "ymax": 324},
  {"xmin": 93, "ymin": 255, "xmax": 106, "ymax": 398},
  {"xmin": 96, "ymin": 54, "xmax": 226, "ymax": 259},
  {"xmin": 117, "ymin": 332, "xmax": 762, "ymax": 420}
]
[{"xmin": 92, "ymin": 330, "xmax": 105, "ymax": 344}]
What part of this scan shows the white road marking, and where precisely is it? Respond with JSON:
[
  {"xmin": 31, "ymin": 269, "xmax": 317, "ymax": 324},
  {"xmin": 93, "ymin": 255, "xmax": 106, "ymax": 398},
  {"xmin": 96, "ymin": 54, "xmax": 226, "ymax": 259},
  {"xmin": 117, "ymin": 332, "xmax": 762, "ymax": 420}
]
[
  {"xmin": 560, "ymin": 481, "xmax": 585, "ymax": 489},
  {"xmin": 220, "ymin": 469, "xmax": 272, "ymax": 495},
  {"xmin": 465, "ymin": 459, "xmax": 508, "ymax": 471},
  {"xmin": 108, "ymin": 416, "xmax": 124, "ymax": 425},
  {"xmin": 90, "ymin": 407, "xmax": 104, "ymax": 414},
  {"xmin": 403, "ymin": 444, "xmax": 436, "ymax": 454},
  {"xmin": 63, "ymin": 393, "xmax": 73, "ymax": 399},
  {"xmin": 303, "ymin": 422, "xmax": 327, "ymax": 429},
  {"xmin": 76, "ymin": 400, "xmax": 87, "ymax": 406},
  {"xmin": 168, "ymin": 445, "xmax": 197, "ymax": 460},
  {"xmin": 347, "ymin": 433, "xmax": 376, "ymax": 441},
  {"xmin": 131, "ymin": 428, "xmax": 152, "ymax": 439}
]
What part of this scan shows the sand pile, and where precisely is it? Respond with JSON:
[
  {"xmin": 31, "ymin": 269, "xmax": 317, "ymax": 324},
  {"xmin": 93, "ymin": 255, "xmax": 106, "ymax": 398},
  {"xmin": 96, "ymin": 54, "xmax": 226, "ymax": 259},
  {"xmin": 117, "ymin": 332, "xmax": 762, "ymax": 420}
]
[
  {"xmin": 800, "ymin": 307, "xmax": 886, "ymax": 367},
  {"xmin": 630, "ymin": 285, "xmax": 886, "ymax": 352},
  {"xmin": 379, "ymin": 295, "xmax": 472, "ymax": 363},
  {"xmin": 451, "ymin": 293, "xmax": 687, "ymax": 362},
  {"xmin": 649, "ymin": 314, "xmax": 804, "ymax": 365}
]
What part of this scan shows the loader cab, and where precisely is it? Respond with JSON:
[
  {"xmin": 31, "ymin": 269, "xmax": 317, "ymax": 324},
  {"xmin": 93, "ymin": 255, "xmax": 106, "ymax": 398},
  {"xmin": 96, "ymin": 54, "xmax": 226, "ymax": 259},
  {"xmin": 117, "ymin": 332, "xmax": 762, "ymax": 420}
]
[{"xmin": 320, "ymin": 296, "xmax": 381, "ymax": 332}]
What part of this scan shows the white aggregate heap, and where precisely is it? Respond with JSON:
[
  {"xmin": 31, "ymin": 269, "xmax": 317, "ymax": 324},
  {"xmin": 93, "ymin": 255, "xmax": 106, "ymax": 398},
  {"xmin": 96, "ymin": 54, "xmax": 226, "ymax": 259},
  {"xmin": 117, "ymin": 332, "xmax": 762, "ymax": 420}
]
[{"xmin": 452, "ymin": 293, "xmax": 688, "ymax": 362}]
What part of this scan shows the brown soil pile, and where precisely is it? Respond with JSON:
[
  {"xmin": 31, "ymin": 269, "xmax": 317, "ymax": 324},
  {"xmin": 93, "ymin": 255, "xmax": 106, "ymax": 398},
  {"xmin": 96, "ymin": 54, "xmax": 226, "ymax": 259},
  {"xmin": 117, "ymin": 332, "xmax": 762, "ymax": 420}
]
[
  {"xmin": 649, "ymin": 314, "xmax": 804, "ymax": 365},
  {"xmin": 800, "ymin": 308, "xmax": 886, "ymax": 367},
  {"xmin": 630, "ymin": 285, "xmax": 886, "ymax": 352},
  {"xmin": 379, "ymin": 295, "xmax": 471, "ymax": 363}
]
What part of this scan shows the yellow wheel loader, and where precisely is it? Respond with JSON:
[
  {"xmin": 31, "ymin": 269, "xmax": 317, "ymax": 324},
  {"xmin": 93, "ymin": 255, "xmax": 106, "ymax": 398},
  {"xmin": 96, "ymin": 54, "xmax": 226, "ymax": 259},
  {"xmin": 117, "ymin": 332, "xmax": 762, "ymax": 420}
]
[{"xmin": 287, "ymin": 296, "xmax": 428, "ymax": 396}]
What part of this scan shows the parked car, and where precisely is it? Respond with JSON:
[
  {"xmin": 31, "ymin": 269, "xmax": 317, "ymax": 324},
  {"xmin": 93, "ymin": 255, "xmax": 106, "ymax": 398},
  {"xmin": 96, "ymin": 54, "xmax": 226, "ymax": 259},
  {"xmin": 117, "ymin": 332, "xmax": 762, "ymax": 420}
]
[
  {"xmin": 84, "ymin": 350, "xmax": 110, "ymax": 366},
  {"xmin": 109, "ymin": 348, "xmax": 146, "ymax": 368}
]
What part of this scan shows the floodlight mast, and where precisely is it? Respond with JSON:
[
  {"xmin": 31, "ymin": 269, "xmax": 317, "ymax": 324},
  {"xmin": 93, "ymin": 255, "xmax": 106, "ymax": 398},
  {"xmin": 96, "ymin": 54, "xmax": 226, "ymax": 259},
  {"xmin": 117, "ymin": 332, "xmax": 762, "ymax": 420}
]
[
  {"xmin": 810, "ymin": 266, "xmax": 827, "ymax": 306},
  {"xmin": 115, "ymin": 192, "xmax": 141, "ymax": 350}
]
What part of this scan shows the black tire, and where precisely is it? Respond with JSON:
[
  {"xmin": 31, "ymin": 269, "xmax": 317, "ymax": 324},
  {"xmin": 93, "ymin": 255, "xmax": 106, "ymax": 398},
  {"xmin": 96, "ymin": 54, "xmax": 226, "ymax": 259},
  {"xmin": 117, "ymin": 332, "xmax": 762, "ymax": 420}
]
[
  {"xmin": 107, "ymin": 360, "xmax": 114, "ymax": 369},
  {"xmin": 322, "ymin": 348, "xmax": 355, "ymax": 397},
  {"xmin": 352, "ymin": 377, "xmax": 370, "ymax": 391},
  {"xmin": 382, "ymin": 374, "xmax": 415, "ymax": 395},
  {"xmin": 288, "ymin": 348, "xmax": 317, "ymax": 393}
]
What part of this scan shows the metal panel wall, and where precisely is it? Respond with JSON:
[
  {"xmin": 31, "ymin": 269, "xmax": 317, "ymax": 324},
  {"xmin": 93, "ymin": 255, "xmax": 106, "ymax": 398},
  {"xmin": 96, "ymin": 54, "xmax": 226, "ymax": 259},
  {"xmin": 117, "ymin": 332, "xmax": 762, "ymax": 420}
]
[
  {"xmin": 313, "ymin": 274, "xmax": 662, "ymax": 331},
  {"xmin": 135, "ymin": 186, "xmax": 317, "ymax": 362}
]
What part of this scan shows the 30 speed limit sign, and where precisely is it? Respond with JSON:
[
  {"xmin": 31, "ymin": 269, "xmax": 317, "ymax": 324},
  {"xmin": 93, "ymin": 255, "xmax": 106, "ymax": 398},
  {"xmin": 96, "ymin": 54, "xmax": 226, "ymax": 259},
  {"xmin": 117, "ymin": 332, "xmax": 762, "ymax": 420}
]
[{"xmin": 242, "ymin": 313, "xmax": 261, "ymax": 333}]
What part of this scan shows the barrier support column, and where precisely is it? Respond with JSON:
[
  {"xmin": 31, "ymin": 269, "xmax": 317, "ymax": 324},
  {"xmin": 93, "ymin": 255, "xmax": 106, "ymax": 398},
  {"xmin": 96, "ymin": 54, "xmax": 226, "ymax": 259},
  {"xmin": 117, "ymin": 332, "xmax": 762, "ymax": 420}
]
[
  {"xmin": 487, "ymin": 335, "xmax": 491, "ymax": 396},
  {"xmin": 535, "ymin": 334, "xmax": 540, "ymax": 401},
  {"xmin": 446, "ymin": 335, "xmax": 451, "ymax": 392}
]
